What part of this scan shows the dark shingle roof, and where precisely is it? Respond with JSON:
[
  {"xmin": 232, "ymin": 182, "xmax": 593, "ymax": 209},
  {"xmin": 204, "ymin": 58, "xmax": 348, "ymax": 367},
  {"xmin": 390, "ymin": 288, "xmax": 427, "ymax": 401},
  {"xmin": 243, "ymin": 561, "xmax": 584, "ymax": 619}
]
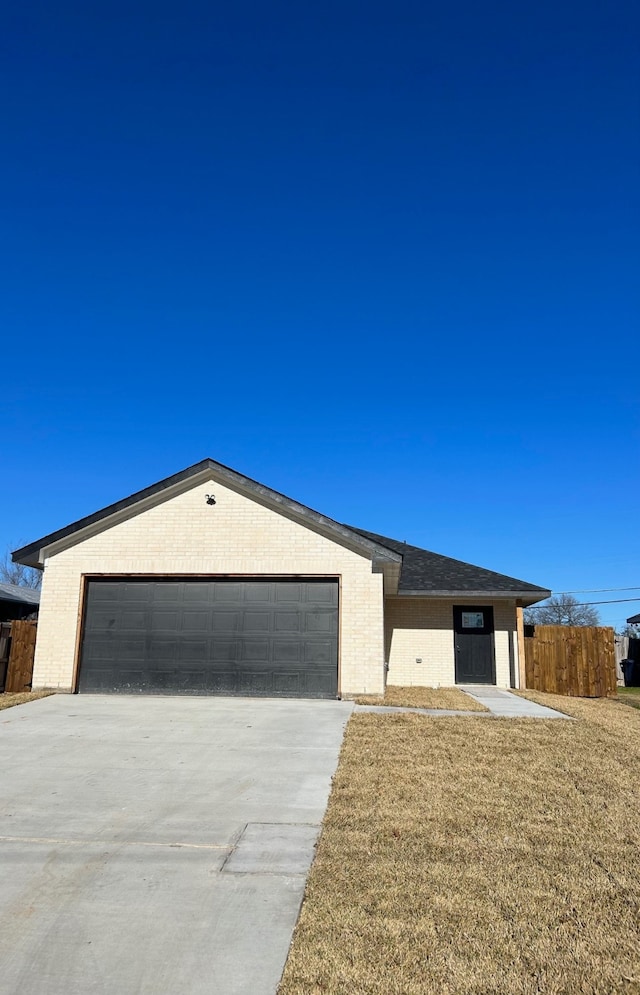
[
  {"xmin": 346, "ymin": 527, "xmax": 550, "ymax": 598},
  {"xmin": 0, "ymin": 582, "xmax": 40, "ymax": 606},
  {"xmin": 627, "ymin": 614, "xmax": 640, "ymax": 625}
]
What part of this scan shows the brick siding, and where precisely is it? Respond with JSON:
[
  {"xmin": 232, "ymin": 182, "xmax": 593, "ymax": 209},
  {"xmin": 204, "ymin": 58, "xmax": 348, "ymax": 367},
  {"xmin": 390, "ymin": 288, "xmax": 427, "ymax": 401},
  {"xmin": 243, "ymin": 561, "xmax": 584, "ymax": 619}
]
[
  {"xmin": 385, "ymin": 596, "xmax": 518, "ymax": 688},
  {"xmin": 33, "ymin": 478, "xmax": 385, "ymax": 695}
]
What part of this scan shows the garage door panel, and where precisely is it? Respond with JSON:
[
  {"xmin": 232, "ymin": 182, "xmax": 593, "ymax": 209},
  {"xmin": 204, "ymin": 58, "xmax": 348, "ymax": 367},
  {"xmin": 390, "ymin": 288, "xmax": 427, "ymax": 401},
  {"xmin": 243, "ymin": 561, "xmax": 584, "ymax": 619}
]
[
  {"xmin": 207, "ymin": 670, "xmax": 238, "ymax": 693},
  {"xmin": 119, "ymin": 668, "xmax": 149, "ymax": 688},
  {"xmin": 147, "ymin": 669, "xmax": 178, "ymax": 690},
  {"xmin": 275, "ymin": 583, "xmax": 302, "ymax": 602},
  {"xmin": 273, "ymin": 672, "xmax": 301, "ymax": 694},
  {"xmin": 183, "ymin": 585, "xmax": 211, "ymax": 604},
  {"xmin": 85, "ymin": 610, "xmax": 120, "ymax": 633},
  {"xmin": 84, "ymin": 667, "xmax": 117, "ymax": 689},
  {"xmin": 83, "ymin": 639, "xmax": 116, "ymax": 662},
  {"xmin": 240, "ymin": 639, "xmax": 270, "ymax": 662},
  {"xmin": 274, "ymin": 612, "xmax": 300, "ymax": 632},
  {"xmin": 306, "ymin": 670, "xmax": 336, "ymax": 694},
  {"xmin": 176, "ymin": 639, "xmax": 209, "ymax": 662},
  {"xmin": 79, "ymin": 579, "xmax": 338, "ymax": 698},
  {"xmin": 272, "ymin": 639, "xmax": 303, "ymax": 663},
  {"xmin": 213, "ymin": 611, "xmax": 241, "ymax": 632},
  {"xmin": 239, "ymin": 671, "xmax": 271, "ymax": 694},
  {"xmin": 122, "ymin": 583, "xmax": 154, "ymax": 602},
  {"xmin": 307, "ymin": 583, "xmax": 336, "ymax": 604},
  {"xmin": 211, "ymin": 639, "xmax": 238, "ymax": 662},
  {"xmin": 305, "ymin": 641, "xmax": 333, "ymax": 664},
  {"xmin": 174, "ymin": 670, "xmax": 207, "ymax": 690},
  {"xmin": 148, "ymin": 638, "xmax": 177, "ymax": 661},
  {"xmin": 181, "ymin": 611, "xmax": 211, "ymax": 631},
  {"xmin": 121, "ymin": 610, "xmax": 147, "ymax": 629},
  {"xmin": 214, "ymin": 584, "xmax": 244, "ymax": 602},
  {"xmin": 89, "ymin": 585, "xmax": 120, "ymax": 603},
  {"xmin": 244, "ymin": 583, "xmax": 272, "ymax": 602},
  {"xmin": 242, "ymin": 612, "xmax": 272, "ymax": 633},
  {"xmin": 118, "ymin": 637, "xmax": 147, "ymax": 659},
  {"xmin": 304, "ymin": 612, "xmax": 335, "ymax": 633},
  {"xmin": 151, "ymin": 610, "xmax": 179, "ymax": 631},
  {"xmin": 153, "ymin": 583, "xmax": 181, "ymax": 603}
]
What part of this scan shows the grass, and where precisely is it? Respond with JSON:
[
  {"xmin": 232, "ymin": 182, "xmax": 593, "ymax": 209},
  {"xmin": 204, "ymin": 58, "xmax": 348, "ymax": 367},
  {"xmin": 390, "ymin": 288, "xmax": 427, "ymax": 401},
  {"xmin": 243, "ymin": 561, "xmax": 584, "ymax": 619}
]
[
  {"xmin": 0, "ymin": 690, "xmax": 54, "ymax": 711},
  {"xmin": 279, "ymin": 694, "xmax": 640, "ymax": 995},
  {"xmin": 618, "ymin": 687, "xmax": 640, "ymax": 710},
  {"xmin": 518, "ymin": 686, "xmax": 640, "ymax": 713},
  {"xmin": 353, "ymin": 685, "xmax": 488, "ymax": 712}
]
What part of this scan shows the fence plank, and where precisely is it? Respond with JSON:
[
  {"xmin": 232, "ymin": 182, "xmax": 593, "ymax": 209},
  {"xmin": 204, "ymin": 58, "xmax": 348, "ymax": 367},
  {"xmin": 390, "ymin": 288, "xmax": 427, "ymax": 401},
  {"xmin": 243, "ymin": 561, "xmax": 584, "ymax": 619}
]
[
  {"xmin": 524, "ymin": 625, "xmax": 616, "ymax": 698},
  {"xmin": 5, "ymin": 621, "xmax": 38, "ymax": 693}
]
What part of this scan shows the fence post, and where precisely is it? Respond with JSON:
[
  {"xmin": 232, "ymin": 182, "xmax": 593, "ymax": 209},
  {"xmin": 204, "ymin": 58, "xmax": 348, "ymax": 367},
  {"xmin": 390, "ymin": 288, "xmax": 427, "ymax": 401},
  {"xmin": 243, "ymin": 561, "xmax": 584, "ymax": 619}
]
[{"xmin": 516, "ymin": 607, "xmax": 526, "ymax": 689}]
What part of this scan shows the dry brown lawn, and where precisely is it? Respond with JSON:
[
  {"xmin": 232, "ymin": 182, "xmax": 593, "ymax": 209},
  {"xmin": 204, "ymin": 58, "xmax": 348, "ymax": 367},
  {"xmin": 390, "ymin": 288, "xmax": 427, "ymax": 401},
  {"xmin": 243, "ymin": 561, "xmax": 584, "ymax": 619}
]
[
  {"xmin": 354, "ymin": 685, "xmax": 488, "ymax": 712},
  {"xmin": 280, "ymin": 695, "xmax": 640, "ymax": 995},
  {"xmin": 0, "ymin": 690, "xmax": 54, "ymax": 711},
  {"xmin": 518, "ymin": 688, "xmax": 640, "ymax": 718}
]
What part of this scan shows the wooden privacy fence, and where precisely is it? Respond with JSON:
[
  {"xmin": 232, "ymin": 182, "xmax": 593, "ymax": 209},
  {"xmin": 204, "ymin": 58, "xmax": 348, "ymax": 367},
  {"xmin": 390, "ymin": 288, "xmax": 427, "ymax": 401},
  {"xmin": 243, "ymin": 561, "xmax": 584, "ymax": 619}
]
[
  {"xmin": 0, "ymin": 622, "xmax": 11, "ymax": 688},
  {"xmin": 2, "ymin": 620, "xmax": 37, "ymax": 693},
  {"xmin": 524, "ymin": 625, "xmax": 617, "ymax": 697}
]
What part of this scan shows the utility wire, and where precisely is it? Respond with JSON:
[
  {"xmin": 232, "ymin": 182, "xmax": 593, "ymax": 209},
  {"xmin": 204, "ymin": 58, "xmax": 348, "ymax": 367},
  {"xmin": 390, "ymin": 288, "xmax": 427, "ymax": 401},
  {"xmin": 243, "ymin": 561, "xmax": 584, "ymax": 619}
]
[
  {"xmin": 555, "ymin": 586, "xmax": 640, "ymax": 594},
  {"xmin": 527, "ymin": 597, "xmax": 640, "ymax": 609}
]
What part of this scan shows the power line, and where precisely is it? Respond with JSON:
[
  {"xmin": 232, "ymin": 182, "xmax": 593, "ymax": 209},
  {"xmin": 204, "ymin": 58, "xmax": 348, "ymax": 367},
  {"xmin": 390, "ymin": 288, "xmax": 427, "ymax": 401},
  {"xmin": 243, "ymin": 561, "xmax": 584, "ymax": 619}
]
[
  {"xmin": 556, "ymin": 586, "xmax": 640, "ymax": 594},
  {"xmin": 528, "ymin": 597, "xmax": 640, "ymax": 609}
]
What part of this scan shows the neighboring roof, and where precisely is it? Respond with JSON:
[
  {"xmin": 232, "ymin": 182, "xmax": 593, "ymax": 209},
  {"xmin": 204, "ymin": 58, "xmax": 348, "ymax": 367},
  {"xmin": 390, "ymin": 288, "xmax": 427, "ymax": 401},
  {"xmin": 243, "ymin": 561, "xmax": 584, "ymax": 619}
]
[
  {"xmin": 627, "ymin": 614, "xmax": 640, "ymax": 625},
  {"xmin": 346, "ymin": 526, "xmax": 550, "ymax": 602},
  {"xmin": 12, "ymin": 458, "xmax": 401, "ymax": 571},
  {"xmin": 0, "ymin": 582, "xmax": 40, "ymax": 606}
]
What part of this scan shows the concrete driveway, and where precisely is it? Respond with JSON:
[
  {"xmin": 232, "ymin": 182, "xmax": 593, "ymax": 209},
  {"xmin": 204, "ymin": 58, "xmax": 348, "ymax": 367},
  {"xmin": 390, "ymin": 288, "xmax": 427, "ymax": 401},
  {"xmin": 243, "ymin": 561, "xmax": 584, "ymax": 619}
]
[{"xmin": 0, "ymin": 694, "xmax": 352, "ymax": 995}]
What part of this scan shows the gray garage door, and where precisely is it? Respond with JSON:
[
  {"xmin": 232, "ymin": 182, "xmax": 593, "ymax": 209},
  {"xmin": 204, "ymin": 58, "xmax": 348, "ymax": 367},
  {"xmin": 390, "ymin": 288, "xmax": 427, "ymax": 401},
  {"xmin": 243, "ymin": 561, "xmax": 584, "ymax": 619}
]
[{"xmin": 78, "ymin": 578, "xmax": 339, "ymax": 698}]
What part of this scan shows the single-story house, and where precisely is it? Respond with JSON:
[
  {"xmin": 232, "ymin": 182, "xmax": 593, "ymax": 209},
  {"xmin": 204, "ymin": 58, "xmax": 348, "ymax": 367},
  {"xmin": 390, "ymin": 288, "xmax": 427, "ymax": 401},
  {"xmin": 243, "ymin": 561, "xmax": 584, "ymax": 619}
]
[
  {"xmin": 12, "ymin": 458, "xmax": 550, "ymax": 698},
  {"xmin": 0, "ymin": 582, "xmax": 40, "ymax": 622}
]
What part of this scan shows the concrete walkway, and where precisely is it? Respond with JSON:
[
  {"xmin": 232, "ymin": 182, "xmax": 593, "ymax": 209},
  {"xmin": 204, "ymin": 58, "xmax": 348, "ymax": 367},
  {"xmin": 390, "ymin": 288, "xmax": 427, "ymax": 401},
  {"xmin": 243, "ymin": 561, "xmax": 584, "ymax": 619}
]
[
  {"xmin": 458, "ymin": 685, "xmax": 571, "ymax": 718},
  {"xmin": 353, "ymin": 703, "xmax": 492, "ymax": 717},
  {"xmin": 0, "ymin": 694, "xmax": 353, "ymax": 995},
  {"xmin": 355, "ymin": 687, "xmax": 570, "ymax": 719}
]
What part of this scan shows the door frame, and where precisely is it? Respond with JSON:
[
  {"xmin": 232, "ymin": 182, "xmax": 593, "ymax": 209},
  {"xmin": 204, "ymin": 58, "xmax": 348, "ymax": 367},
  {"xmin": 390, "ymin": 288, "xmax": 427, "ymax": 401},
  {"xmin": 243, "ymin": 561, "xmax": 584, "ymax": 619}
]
[{"xmin": 453, "ymin": 605, "xmax": 496, "ymax": 685}]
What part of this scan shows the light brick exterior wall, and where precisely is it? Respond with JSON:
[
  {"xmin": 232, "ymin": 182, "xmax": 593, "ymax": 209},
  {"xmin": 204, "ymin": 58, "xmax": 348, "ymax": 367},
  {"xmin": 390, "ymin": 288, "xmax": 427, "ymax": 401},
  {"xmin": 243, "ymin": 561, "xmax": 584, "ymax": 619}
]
[
  {"xmin": 385, "ymin": 597, "xmax": 518, "ymax": 688},
  {"xmin": 32, "ymin": 479, "xmax": 385, "ymax": 696}
]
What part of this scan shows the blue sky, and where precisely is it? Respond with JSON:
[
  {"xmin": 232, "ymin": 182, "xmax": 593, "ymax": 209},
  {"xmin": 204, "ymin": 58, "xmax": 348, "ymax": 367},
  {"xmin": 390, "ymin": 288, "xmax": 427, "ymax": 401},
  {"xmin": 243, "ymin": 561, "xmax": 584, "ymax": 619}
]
[{"xmin": 2, "ymin": 0, "xmax": 638, "ymax": 627}]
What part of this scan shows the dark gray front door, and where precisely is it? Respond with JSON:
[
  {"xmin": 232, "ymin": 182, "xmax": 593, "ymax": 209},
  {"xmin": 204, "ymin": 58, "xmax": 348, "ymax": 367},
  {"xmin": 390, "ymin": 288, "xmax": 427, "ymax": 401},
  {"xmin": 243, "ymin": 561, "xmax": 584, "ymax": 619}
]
[
  {"xmin": 453, "ymin": 606, "xmax": 495, "ymax": 684},
  {"xmin": 78, "ymin": 578, "xmax": 338, "ymax": 698}
]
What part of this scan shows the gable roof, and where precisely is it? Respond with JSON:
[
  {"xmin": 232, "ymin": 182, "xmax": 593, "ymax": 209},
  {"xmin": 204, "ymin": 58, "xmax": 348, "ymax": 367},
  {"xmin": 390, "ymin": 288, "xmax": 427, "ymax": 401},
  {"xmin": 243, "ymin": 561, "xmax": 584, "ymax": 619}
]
[
  {"xmin": 0, "ymin": 582, "xmax": 40, "ymax": 606},
  {"xmin": 346, "ymin": 527, "xmax": 550, "ymax": 604},
  {"xmin": 11, "ymin": 458, "xmax": 549, "ymax": 605},
  {"xmin": 627, "ymin": 614, "xmax": 640, "ymax": 625},
  {"xmin": 12, "ymin": 458, "xmax": 401, "ymax": 571}
]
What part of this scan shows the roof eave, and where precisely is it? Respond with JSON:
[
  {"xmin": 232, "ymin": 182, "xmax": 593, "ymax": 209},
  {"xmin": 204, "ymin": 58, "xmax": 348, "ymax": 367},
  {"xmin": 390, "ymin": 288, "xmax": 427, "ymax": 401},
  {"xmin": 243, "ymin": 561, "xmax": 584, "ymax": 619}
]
[
  {"xmin": 396, "ymin": 589, "xmax": 552, "ymax": 607},
  {"xmin": 12, "ymin": 550, "xmax": 44, "ymax": 569}
]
